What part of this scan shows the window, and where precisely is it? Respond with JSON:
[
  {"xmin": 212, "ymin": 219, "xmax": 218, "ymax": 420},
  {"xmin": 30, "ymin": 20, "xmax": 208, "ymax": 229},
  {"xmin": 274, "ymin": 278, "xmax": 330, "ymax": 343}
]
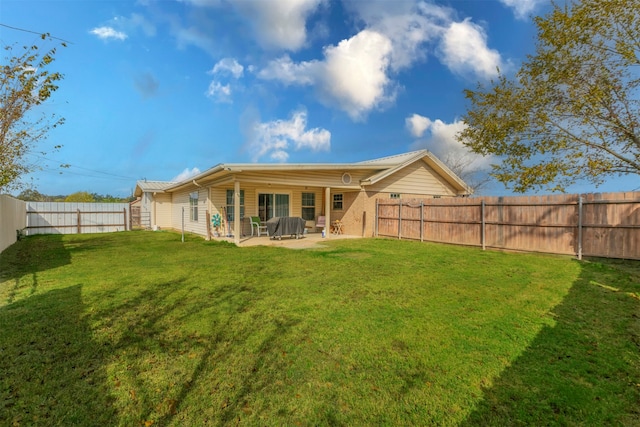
[
  {"xmin": 189, "ymin": 191, "xmax": 199, "ymax": 222},
  {"xmin": 332, "ymin": 193, "xmax": 343, "ymax": 210},
  {"xmin": 301, "ymin": 192, "xmax": 315, "ymax": 221},
  {"xmin": 226, "ymin": 189, "xmax": 245, "ymax": 221},
  {"xmin": 390, "ymin": 193, "xmax": 401, "ymax": 199},
  {"xmin": 258, "ymin": 193, "xmax": 289, "ymax": 220}
]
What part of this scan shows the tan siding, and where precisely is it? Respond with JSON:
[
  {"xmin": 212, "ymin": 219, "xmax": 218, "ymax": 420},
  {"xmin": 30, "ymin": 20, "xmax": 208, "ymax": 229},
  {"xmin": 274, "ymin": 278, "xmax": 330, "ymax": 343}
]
[
  {"xmin": 171, "ymin": 188, "xmax": 208, "ymax": 237},
  {"xmin": 154, "ymin": 193, "xmax": 172, "ymax": 228},
  {"xmin": 367, "ymin": 160, "xmax": 458, "ymax": 196}
]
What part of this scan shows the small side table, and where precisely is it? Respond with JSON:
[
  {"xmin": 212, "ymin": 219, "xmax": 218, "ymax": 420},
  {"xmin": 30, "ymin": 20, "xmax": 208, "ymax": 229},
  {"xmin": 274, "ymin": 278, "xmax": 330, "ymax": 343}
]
[{"xmin": 331, "ymin": 220, "xmax": 343, "ymax": 235}]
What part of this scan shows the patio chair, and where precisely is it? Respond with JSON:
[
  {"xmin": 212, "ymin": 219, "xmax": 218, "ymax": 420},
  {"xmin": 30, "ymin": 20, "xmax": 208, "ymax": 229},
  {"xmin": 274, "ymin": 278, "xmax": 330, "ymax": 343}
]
[
  {"xmin": 250, "ymin": 216, "xmax": 268, "ymax": 237},
  {"xmin": 316, "ymin": 216, "xmax": 326, "ymax": 232}
]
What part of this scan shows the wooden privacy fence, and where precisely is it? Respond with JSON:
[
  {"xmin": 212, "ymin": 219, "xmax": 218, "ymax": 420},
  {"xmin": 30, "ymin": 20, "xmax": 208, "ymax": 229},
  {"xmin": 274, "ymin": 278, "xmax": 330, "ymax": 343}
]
[
  {"xmin": 25, "ymin": 202, "xmax": 131, "ymax": 236},
  {"xmin": 376, "ymin": 192, "xmax": 640, "ymax": 260}
]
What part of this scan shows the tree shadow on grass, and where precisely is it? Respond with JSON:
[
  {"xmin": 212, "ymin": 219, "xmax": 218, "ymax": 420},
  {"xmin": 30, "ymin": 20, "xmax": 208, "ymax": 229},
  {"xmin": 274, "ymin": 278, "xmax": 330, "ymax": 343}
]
[
  {"xmin": 0, "ymin": 284, "xmax": 117, "ymax": 426},
  {"xmin": 1, "ymin": 235, "xmax": 71, "ymax": 305},
  {"xmin": 462, "ymin": 258, "xmax": 640, "ymax": 426},
  {"xmin": 86, "ymin": 271, "xmax": 303, "ymax": 426}
]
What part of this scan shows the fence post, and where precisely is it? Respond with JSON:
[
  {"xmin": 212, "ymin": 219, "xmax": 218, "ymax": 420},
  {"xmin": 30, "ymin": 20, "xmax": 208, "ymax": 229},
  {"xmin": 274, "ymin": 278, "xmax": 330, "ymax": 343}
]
[
  {"xmin": 123, "ymin": 208, "xmax": 127, "ymax": 231},
  {"xmin": 398, "ymin": 199, "xmax": 402, "ymax": 239},
  {"xmin": 373, "ymin": 199, "xmax": 380, "ymax": 237},
  {"xmin": 77, "ymin": 209, "xmax": 81, "ymax": 234},
  {"xmin": 420, "ymin": 201, "xmax": 424, "ymax": 242},
  {"xmin": 481, "ymin": 200, "xmax": 486, "ymax": 251},
  {"xmin": 577, "ymin": 196, "xmax": 583, "ymax": 260}
]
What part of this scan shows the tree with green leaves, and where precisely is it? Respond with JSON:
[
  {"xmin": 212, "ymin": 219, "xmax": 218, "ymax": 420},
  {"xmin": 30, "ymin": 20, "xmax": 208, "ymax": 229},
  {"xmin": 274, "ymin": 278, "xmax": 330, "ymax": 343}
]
[
  {"xmin": 16, "ymin": 188, "xmax": 47, "ymax": 201},
  {"xmin": 458, "ymin": 0, "xmax": 639, "ymax": 193},
  {"xmin": 65, "ymin": 191, "xmax": 95, "ymax": 203},
  {"xmin": 1, "ymin": 33, "xmax": 65, "ymax": 192}
]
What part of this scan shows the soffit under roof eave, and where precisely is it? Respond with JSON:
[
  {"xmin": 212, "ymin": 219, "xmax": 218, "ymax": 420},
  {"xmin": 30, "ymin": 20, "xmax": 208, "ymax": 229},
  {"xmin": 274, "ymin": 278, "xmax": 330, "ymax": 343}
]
[
  {"xmin": 134, "ymin": 187, "xmax": 167, "ymax": 197},
  {"xmin": 164, "ymin": 166, "xmax": 231, "ymax": 192}
]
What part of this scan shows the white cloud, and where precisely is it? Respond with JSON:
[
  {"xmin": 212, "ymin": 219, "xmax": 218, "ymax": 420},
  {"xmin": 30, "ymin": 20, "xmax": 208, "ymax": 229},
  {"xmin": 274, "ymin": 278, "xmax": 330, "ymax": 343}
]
[
  {"xmin": 206, "ymin": 58, "xmax": 244, "ymax": 102},
  {"xmin": 205, "ymin": 81, "xmax": 232, "ymax": 102},
  {"xmin": 257, "ymin": 55, "xmax": 317, "ymax": 85},
  {"xmin": 210, "ymin": 58, "xmax": 244, "ymax": 78},
  {"xmin": 230, "ymin": 0, "xmax": 325, "ymax": 51},
  {"xmin": 439, "ymin": 19, "xmax": 502, "ymax": 79},
  {"xmin": 406, "ymin": 113, "xmax": 432, "ymax": 138},
  {"xmin": 172, "ymin": 167, "xmax": 201, "ymax": 182},
  {"xmin": 319, "ymin": 30, "xmax": 394, "ymax": 120},
  {"xmin": 259, "ymin": 30, "xmax": 394, "ymax": 121},
  {"xmin": 89, "ymin": 26, "xmax": 128, "ymax": 41},
  {"xmin": 247, "ymin": 110, "xmax": 331, "ymax": 162},
  {"xmin": 343, "ymin": 1, "xmax": 450, "ymax": 72},
  {"xmin": 499, "ymin": 0, "xmax": 545, "ymax": 19},
  {"xmin": 407, "ymin": 114, "xmax": 492, "ymax": 169},
  {"xmin": 258, "ymin": 2, "xmax": 504, "ymax": 119}
]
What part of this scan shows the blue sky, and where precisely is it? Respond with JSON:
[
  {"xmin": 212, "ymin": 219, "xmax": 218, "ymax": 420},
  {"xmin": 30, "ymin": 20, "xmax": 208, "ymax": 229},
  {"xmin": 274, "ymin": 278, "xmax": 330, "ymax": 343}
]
[{"xmin": 2, "ymin": 0, "xmax": 637, "ymax": 197}]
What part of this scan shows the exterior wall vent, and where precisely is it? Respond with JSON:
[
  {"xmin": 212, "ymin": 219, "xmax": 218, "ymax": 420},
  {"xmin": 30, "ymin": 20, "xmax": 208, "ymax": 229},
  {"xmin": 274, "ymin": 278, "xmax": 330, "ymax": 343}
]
[{"xmin": 341, "ymin": 173, "xmax": 352, "ymax": 184}]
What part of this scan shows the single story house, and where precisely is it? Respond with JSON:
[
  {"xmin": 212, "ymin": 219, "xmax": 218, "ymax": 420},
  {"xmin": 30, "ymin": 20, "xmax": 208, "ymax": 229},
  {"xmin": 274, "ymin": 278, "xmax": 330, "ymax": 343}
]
[{"xmin": 133, "ymin": 150, "xmax": 471, "ymax": 243}]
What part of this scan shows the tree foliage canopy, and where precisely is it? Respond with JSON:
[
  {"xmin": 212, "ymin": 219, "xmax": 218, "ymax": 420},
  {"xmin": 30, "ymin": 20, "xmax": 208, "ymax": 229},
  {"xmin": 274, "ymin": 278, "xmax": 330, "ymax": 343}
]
[
  {"xmin": 458, "ymin": 0, "xmax": 639, "ymax": 192},
  {"xmin": 1, "ymin": 34, "xmax": 65, "ymax": 192},
  {"xmin": 65, "ymin": 191, "xmax": 96, "ymax": 203}
]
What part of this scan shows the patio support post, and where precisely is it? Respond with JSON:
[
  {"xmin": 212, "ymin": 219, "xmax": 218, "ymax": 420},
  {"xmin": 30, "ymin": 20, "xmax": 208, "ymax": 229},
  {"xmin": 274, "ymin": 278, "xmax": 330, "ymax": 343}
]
[
  {"xmin": 234, "ymin": 180, "xmax": 240, "ymax": 245},
  {"xmin": 324, "ymin": 187, "xmax": 331, "ymax": 237}
]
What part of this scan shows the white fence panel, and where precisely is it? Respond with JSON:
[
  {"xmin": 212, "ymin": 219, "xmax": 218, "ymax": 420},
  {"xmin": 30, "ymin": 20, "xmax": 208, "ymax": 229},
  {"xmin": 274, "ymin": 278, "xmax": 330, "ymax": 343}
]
[
  {"xmin": 26, "ymin": 202, "xmax": 130, "ymax": 236},
  {"xmin": 0, "ymin": 195, "xmax": 27, "ymax": 254}
]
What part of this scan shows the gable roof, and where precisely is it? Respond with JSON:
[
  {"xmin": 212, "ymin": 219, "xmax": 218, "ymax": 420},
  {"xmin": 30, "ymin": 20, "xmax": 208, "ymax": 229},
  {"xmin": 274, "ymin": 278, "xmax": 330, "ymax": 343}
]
[
  {"xmin": 160, "ymin": 150, "xmax": 471, "ymax": 195},
  {"xmin": 360, "ymin": 150, "xmax": 470, "ymax": 190},
  {"xmin": 134, "ymin": 180, "xmax": 177, "ymax": 197}
]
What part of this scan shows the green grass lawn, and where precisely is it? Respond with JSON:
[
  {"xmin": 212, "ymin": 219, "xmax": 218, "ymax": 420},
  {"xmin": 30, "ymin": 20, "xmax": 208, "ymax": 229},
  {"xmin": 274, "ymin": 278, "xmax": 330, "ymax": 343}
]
[{"xmin": 1, "ymin": 232, "xmax": 638, "ymax": 426}]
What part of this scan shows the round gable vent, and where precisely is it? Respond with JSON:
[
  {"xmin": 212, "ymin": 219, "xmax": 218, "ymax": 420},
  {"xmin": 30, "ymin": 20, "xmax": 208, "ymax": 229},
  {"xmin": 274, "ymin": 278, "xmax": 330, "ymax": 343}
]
[{"xmin": 341, "ymin": 172, "xmax": 352, "ymax": 184}]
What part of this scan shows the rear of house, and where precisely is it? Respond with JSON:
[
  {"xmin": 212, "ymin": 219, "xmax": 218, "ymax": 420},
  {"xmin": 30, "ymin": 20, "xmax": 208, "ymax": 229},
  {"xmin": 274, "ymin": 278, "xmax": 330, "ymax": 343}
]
[{"xmin": 133, "ymin": 150, "xmax": 471, "ymax": 243}]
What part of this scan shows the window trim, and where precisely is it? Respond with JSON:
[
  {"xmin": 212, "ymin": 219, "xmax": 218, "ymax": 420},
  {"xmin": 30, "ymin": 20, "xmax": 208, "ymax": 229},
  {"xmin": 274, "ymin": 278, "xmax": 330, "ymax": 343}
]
[
  {"xmin": 301, "ymin": 192, "xmax": 316, "ymax": 221},
  {"xmin": 225, "ymin": 189, "xmax": 245, "ymax": 221},
  {"xmin": 189, "ymin": 191, "xmax": 199, "ymax": 222},
  {"xmin": 256, "ymin": 190, "xmax": 292, "ymax": 221},
  {"xmin": 332, "ymin": 193, "xmax": 343, "ymax": 210}
]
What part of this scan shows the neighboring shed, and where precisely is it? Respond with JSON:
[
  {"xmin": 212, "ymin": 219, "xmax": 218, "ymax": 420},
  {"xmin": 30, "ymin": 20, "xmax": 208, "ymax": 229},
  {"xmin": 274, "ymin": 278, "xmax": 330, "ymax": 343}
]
[{"xmin": 133, "ymin": 150, "xmax": 471, "ymax": 243}]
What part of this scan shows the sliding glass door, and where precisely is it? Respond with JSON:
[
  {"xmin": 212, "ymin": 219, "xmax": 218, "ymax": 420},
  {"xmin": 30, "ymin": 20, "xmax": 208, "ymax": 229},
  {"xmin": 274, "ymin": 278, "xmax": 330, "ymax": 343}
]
[{"xmin": 258, "ymin": 193, "xmax": 290, "ymax": 221}]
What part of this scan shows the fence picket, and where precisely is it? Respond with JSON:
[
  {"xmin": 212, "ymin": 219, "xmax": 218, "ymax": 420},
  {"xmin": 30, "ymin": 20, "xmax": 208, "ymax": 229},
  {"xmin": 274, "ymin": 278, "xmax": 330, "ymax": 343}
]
[
  {"xmin": 376, "ymin": 192, "xmax": 640, "ymax": 260},
  {"xmin": 25, "ymin": 202, "xmax": 131, "ymax": 236}
]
